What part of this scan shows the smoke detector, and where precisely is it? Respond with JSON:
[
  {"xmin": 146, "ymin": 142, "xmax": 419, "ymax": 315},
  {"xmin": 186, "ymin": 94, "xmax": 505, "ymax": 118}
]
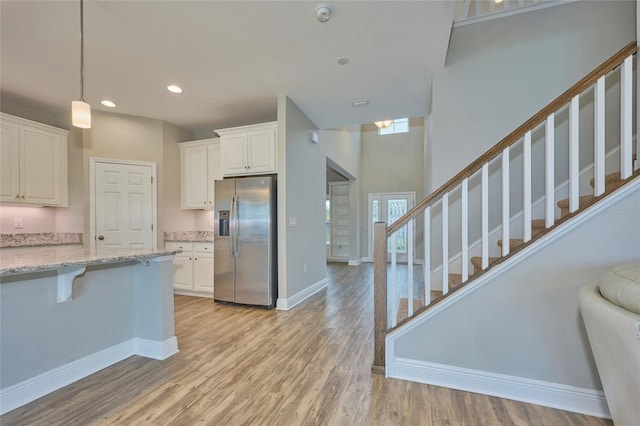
[{"xmin": 315, "ymin": 5, "xmax": 332, "ymax": 23}]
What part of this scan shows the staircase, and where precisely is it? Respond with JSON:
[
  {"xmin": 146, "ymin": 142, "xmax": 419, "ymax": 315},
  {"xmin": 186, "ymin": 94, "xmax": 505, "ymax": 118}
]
[{"xmin": 372, "ymin": 41, "xmax": 639, "ymax": 374}]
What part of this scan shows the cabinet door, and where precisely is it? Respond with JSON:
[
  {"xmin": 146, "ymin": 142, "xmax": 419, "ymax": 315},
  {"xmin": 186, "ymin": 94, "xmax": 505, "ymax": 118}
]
[
  {"xmin": 0, "ymin": 121, "xmax": 20, "ymax": 202},
  {"xmin": 181, "ymin": 144, "xmax": 209, "ymax": 209},
  {"xmin": 20, "ymin": 126, "xmax": 66, "ymax": 206},
  {"xmin": 206, "ymin": 143, "xmax": 220, "ymax": 208},
  {"xmin": 247, "ymin": 129, "xmax": 276, "ymax": 174},
  {"xmin": 221, "ymin": 134, "xmax": 248, "ymax": 176},
  {"xmin": 193, "ymin": 254, "xmax": 214, "ymax": 293},
  {"xmin": 173, "ymin": 254, "xmax": 194, "ymax": 291}
]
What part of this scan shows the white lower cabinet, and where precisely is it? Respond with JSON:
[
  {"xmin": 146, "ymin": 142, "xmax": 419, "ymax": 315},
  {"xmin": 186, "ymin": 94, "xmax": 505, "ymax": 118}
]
[{"xmin": 166, "ymin": 241, "xmax": 214, "ymax": 297}]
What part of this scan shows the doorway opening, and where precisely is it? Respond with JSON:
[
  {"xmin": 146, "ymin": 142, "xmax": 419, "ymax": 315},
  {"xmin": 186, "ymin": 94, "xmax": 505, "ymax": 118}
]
[{"xmin": 367, "ymin": 192, "xmax": 415, "ymax": 262}]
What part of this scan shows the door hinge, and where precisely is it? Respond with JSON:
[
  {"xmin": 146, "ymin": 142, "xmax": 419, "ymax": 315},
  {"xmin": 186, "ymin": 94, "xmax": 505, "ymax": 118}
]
[
  {"xmin": 151, "ymin": 224, "xmax": 154, "ymax": 231},
  {"xmin": 151, "ymin": 176, "xmax": 154, "ymax": 184}
]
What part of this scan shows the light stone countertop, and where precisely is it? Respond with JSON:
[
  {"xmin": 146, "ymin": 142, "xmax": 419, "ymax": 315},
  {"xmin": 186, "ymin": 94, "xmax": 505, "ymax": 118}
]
[{"xmin": 0, "ymin": 246, "xmax": 179, "ymax": 275}]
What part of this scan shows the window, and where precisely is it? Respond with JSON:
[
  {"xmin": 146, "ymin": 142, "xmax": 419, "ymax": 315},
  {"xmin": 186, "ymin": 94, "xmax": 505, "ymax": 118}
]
[{"xmin": 378, "ymin": 118, "xmax": 409, "ymax": 136}]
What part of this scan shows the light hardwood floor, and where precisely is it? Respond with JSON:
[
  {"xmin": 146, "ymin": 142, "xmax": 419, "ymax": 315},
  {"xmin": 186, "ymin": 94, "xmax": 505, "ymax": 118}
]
[{"xmin": 2, "ymin": 263, "xmax": 611, "ymax": 425}]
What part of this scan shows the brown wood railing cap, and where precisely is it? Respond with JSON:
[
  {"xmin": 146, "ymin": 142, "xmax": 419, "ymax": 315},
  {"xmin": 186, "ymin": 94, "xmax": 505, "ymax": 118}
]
[{"xmin": 386, "ymin": 41, "xmax": 637, "ymax": 237}]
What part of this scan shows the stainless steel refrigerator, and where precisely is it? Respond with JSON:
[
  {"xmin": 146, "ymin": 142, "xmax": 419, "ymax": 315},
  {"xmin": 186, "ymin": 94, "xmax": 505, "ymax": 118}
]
[{"xmin": 214, "ymin": 176, "xmax": 277, "ymax": 307}]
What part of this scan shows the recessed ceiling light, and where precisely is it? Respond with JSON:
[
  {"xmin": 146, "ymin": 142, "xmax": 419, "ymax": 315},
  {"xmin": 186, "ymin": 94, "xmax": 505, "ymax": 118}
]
[
  {"xmin": 337, "ymin": 57, "xmax": 349, "ymax": 65},
  {"xmin": 350, "ymin": 99, "xmax": 369, "ymax": 107},
  {"xmin": 167, "ymin": 85, "xmax": 183, "ymax": 94},
  {"xmin": 100, "ymin": 100, "xmax": 116, "ymax": 108}
]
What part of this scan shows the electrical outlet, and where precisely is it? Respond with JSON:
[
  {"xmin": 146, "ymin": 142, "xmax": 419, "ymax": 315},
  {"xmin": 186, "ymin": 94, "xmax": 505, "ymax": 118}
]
[
  {"xmin": 14, "ymin": 218, "xmax": 23, "ymax": 229},
  {"xmin": 209, "ymin": 219, "xmax": 214, "ymax": 229}
]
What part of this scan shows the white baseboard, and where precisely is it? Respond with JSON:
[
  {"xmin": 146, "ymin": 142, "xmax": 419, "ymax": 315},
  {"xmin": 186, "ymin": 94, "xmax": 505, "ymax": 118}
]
[
  {"xmin": 390, "ymin": 358, "xmax": 610, "ymax": 419},
  {"xmin": 0, "ymin": 336, "xmax": 179, "ymax": 415},
  {"xmin": 276, "ymin": 278, "xmax": 328, "ymax": 311},
  {"xmin": 348, "ymin": 259, "xmax": 362, "ymax": 266},
  {"xmin": 135, "ymin": 336, "xmax": 179, "ymax": 360}
]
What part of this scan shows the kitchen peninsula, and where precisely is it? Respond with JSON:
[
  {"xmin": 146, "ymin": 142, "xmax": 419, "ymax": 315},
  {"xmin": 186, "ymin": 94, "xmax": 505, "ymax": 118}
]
[{"xmin": 0, "ymin": 246, "xmax": 179, "ymax": 414}]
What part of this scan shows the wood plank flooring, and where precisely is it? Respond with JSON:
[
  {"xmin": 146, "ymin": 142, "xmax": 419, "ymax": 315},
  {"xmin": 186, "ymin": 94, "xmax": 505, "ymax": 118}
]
[{"xmin": 1, "ymin": 263, "xmax": 611, "ymax": 425}]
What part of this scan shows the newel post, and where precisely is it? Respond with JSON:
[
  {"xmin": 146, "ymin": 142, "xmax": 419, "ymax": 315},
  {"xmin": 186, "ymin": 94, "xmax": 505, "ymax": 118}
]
[{"xmin": 372, "ymin": 221, "xmax": 387, "ymax": 375}]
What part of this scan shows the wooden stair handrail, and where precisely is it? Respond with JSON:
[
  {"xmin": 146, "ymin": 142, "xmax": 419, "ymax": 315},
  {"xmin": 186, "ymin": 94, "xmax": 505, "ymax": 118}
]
[{"xmin": 386, "ymin": 41, "xmax": 637, "ymax": 237}]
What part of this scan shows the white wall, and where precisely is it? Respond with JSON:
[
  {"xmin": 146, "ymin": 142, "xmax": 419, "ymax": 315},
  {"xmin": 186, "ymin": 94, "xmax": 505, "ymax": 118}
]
[
  {"xmin": 278, "ymin": 96, "xmax": 326, "ymax": 300},
  {"xmin": 0, "ymin": 99, "xmax": 195, "ymax": 245},
  {"xmin": 430, "ymin": 0, "xmax": 636, "ymax": 190},
  {"xmin": 360, "ymin": 118, "xmax": 425, "ymax": 260},
  {"xmin": 394, "ymin": 184, "xmax": 640, "ymax": 395}
]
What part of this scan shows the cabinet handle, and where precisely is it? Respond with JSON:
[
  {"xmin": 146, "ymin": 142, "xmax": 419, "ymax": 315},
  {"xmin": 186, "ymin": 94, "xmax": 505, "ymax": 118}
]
[
  {"xmin": 21, "ymin": 195, "xmax": 25, "ymax": 199},
  {"xmin": 15, "ymin": 195, "xmax": 19, "ymax": 199},
  {"xmin": 195, "ymin": 257, "xmax": 198, "ymax": 261},
  {"xmin": 189, "ymin": 257, "xmax": 192, "ymax": 260}
]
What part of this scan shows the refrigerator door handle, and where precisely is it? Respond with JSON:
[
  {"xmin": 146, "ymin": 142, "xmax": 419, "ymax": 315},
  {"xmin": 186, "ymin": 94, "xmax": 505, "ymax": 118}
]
[
  {"xmin": 230, "ymin": 194, "xmax": 237, "ymax": 257},
  {"xmin": 231, "ymin": 194, "xmax": 240, "ymax": 257}
]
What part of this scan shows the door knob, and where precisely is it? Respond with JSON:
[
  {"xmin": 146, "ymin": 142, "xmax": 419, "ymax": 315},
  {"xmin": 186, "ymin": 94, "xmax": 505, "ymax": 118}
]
[{"xmin": 98, "ymin": 235, "xmax": 105, "ymax": 240}]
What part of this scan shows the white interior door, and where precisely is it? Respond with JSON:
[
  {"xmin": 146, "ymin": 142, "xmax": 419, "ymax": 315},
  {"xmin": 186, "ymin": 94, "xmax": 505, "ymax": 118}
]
[
  {"xmin": 94, "ymin": 161, "xmax": 154, "ymax": 249},
  {"xmin": 368, "ymin": 192, "xmax": 415, "ymax": 262}
]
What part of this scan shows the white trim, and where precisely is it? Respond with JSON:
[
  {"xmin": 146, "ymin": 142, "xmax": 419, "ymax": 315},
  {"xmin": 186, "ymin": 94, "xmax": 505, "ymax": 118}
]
[
  {"xmin": 0, "ymin": 337, "xmax": 178, "ymax": 415},
  {"xmin": 89, "ymin": 157, "xmax": 158, "ymax": 249},
  {"xmin": 135, "ymin": 336, "xmax": 179, "ymax": 360},
  {"xmin": 348, "ymin": 259, "xmax": 362, "ymax": 266},
  {"xmin": 453, "ymin": 0, "xmax": 580, "ymax": 28},
  {"xmin": 276, "ymin": 277, "xmax": 328, "ymax": 310},
  {"xmin": 327, "ymin": 257, "xmax": 349, "ymax": 263},
  {"xmin": 387, "ymin": 176, "xmax": 640, "ymax": 340},
  {"xmin": 174, "ymin": 289, "xmax": 213, "ymax": 298},
  {"xmin": 389, "ymin": 358, "xmax": 610, "ymax": 419}
]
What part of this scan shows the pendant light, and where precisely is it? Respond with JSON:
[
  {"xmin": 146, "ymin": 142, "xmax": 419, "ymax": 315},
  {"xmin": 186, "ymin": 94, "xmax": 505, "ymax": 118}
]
[
  {"xmin": 374, "ymin": 120, "xmax": 393, "ymax": 129},
  {"xmin": 72, "ymin": 0, "xmax": 91, "ymax": 129}
]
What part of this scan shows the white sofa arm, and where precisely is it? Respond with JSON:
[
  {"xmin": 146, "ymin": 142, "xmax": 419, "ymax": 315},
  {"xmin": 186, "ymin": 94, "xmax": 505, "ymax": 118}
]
[{"xmin": 580, "ymin": 280, "xmax": 640, "ymax": 426}]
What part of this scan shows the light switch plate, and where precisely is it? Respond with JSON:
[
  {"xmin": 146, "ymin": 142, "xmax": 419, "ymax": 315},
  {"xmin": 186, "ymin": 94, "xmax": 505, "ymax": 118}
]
[
  {"xmin": 288, "ymin": 217, "xmax": 297, "ymax": 228},
  {"xmin": 14, "ymin": 218, "xmax": 23, "ymax": 229}
]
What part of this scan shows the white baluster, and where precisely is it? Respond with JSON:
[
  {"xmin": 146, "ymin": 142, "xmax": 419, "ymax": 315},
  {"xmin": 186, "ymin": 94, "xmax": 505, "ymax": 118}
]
[
  {"xmin": 407, "ymin": 222, "xmax": 414, "ymax": 317},
  {"xmin": 523, "ymin": 132, "xmax": 532, "ymax": 242},
  {"xmin": 424, "ymin": 206, "xmax": 431, "ymax": 305},
  {"xmin": 502, "ymin": 147, "xmax": 510, "ymax": 256},
  {"xmin": 490, "ymin": 0, "xmax": 495, "ymax": 13},
  {"xmin": 463, "ymin": 0, "xmax": 470, "ymax": 19},
  {"xmin": 621, "ymin": 55, "xmax": 632, "ymax": 179},
  {"xmin": 390, "ymin": 233, "xmax": 397, "ymax": 327},
  {"xmin": 475, "ymin": 0, "xmax": 480, "ymax": 17},
  {"xmin": 461, "ymin": 179, "xmax": 469, "ymax": 282},
  {"xmin": 545, "ymin": 114, "xmax": 555, "ymax": 228},
  {"xmin": 481, "ymin": 163, "xmax": 489, "ymax": 269},
  {"xmin": 442, "ymin": 193, "xmax": 449, "ymax": 294},
  {"xmin": 594, "ymin": 76, "xmax": 605, "ymax": 197},
  {"xmin": 569, "ymin": 96, "xmax": 580, "ymax": 213}
]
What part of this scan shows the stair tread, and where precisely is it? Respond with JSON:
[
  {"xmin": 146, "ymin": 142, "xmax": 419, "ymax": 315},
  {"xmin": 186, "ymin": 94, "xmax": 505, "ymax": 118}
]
[
  {"xmin": 497, "ymin": 238, "xmax": 524, "ymax": 250},
  {"xmin": 531, "ymin": 219, "xmax": 546, "ymax": 228},
  {"xmin": 589, "ymin": 172, "xmax": 621, "ymax": 188},
  {"xmin": 470, "ymin": 256, "xmax": 499, "ymax": 271},
  {"xmin": 557, "ymin": 194, "xmax": 595, "ymax": 209}
]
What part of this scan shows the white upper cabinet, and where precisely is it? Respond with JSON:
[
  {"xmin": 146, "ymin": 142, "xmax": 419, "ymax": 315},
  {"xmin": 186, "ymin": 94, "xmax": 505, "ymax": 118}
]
[
  {"xmin": 180, "ymin": 138, "xmax": 220, "ymax": 209},
  {"xmin": 217, "ymin": 122, "xmax": 277, "ymax": 176},
  {"xmin": 0, "ymin": 113, "xmax": 68, "ymax": 206}
]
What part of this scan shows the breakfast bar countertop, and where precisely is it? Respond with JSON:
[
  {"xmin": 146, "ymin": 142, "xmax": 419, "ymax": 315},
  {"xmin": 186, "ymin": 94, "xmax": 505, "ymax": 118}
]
[{"xmin": 0, "ymin": 246, "xmax": 179, "ymax": 275}]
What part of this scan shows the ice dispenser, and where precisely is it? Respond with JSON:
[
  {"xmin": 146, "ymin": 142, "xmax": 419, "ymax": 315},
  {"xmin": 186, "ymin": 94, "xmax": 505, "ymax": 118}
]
[{"xmin": 218, "ymin": 210, "xmax": 230, "ymax": 237}]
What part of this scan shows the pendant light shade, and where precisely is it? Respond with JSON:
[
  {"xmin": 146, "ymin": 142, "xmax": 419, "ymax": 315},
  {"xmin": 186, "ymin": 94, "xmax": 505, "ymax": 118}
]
[
  {"xmin": 72, "ymin": 0, "xmax": 91, "ymax": 129},
  {"xmin": 72, "ymin": 100, "xmax": 91, "ymax": 128},
  {"xmin": 374, "ymin": 120, "xmax": 394, "ymax": 129}
]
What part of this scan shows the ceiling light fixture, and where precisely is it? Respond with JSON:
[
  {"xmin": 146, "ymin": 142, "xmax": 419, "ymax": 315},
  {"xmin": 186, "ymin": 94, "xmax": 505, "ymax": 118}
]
[
  {"xmin": 71, "ymin": 0, "xmax": 91, "ymax": 129},
  {"xmin": 315, "ymin": 5, "xmax": 332, "ymax": 23},
  {"xmin": 374, "ymin": 120, "xmax": 394, "ymax": 129},
  {"xmin": 167, "ymin": 85, "xmax": 183, "ymax": 94},
  {"xmin": 101, "ymin": 100, "xmax": 116, "ymax": 108},
  {"xmin": 494, "ymin": 0, "xmax": 504, "ymax": 3}
]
